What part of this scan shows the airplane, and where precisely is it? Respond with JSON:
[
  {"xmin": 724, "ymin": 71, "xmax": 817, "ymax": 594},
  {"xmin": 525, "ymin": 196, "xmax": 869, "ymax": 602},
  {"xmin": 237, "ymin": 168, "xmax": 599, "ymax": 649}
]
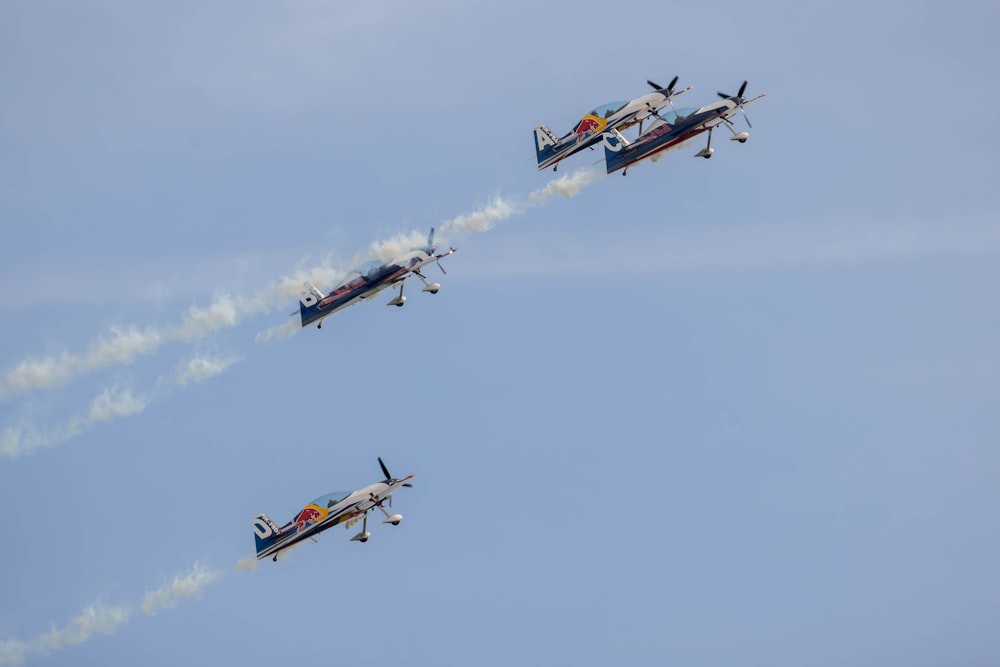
[
  {"xmin": 297, "ymin": 227, "xmax": 457, "ymax": 329},
  {"xmin": 533, "ymin": 76, "xmax": 691, "ymax": 172},
  {"xmin": 252, "ymin": 457, "xmax": 414, "ymax": 562},
  {"xmin": 601, "ymin": 81, "xmax": 766, "ymax": 176}
]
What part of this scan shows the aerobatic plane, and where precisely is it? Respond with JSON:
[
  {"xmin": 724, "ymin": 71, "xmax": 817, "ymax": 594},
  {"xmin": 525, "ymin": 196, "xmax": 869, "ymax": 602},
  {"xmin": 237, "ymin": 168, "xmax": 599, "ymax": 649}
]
[
  {"xmin": 297, "ymin": 228, "xmax": 457, "ymax": 329},
  {"xmin": 533, "ymin": 77, "xmax": 691, "ymax": 172},
  {"xmin": 252, "ymin": 458, "xmax": 414, "ymax": 562},
  {"xmin": 602, "ymin": 81, "xmax": 766, "ymax": 175}
]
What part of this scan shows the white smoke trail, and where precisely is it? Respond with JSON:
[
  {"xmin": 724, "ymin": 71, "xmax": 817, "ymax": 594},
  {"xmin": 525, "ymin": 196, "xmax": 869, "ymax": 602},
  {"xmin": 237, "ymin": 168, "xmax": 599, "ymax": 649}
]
[
  {"xmin": 1, "ymin": 326, "xmax": 161, "ymax": 399},
  {"xmin": 38, "ymin": 603, "xmax": 131, "ymax": 650},
  {"xmin": 3, "ymin": 168, "xmax": 604, "ymax": 383},
  {"xmin": 0, "ymin": 562, "xmax": 222, "ymax": 665},
  {"xmin": 254, "ymin": 319, "xmax": 300, "ymax": 343},
  {"xmin": 140, "ymin": 563, "xmax": 222, "ymax": 615},
  {"xmin": 235, "ymin": 555, "xmax": 258, "ymax": 572},
  {"xmin": 170, "ymin": 355, "xmax": 239, "ymax": 386},
  {"xmin": 0, "ymin": 640, "xmax": 29, "ymax": 667},
  {"xmin": 528, "ymin": 167, "xmax": 604, "ymax": 203},
  {"xmin": 1, "ymin": 386, "xmax": 148, "ymax": 458}
]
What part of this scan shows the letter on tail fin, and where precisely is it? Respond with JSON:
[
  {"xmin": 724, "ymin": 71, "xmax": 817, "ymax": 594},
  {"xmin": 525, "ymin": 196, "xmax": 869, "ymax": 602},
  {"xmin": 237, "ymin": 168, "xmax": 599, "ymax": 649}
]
[
  {"xmin": 602, "ymin": 129, "xmax": 630, "ymax": 175},
  {"xmin": 533, "ymin": 125, "xmax": 560, "ymax": 170},
  {"xmin": 252, "ymin": 513, "xmax": 281, "ymax": 558},
  {"xmin": 298, "ymin": 282, "xmax": 325, "ymax": 328}
]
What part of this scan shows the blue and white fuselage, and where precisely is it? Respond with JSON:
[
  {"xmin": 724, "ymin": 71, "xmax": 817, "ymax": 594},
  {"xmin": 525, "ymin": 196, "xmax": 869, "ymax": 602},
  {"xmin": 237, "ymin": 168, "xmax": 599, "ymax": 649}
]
[
  {"xmin": 533, "ymin": 80, "xmax": 691, "ymax": 172},
  {"xmin": 602, "ymin": 90, "xmax": 766, "ymax": 174},
  {"xmin": 252, "ymin": 462, "xmax": 414, "ymax": 561},
  {"xmin": 298, "ymin": 228, "xmax": 456, "ymax": 329}
]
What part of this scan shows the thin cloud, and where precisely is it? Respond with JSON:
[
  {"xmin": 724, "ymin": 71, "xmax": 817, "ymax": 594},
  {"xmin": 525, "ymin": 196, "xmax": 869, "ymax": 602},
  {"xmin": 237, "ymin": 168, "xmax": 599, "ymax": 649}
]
[{"xmin": 474, "ymin": 217, "xmax": 1000, "ymax": 278}]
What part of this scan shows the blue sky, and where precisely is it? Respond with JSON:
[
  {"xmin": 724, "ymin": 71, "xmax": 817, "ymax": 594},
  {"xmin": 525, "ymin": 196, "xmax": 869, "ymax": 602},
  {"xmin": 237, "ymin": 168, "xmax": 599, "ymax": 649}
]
[{"xmin": 2, "ymin": 1, "xmax": 999, "ymax": 665}]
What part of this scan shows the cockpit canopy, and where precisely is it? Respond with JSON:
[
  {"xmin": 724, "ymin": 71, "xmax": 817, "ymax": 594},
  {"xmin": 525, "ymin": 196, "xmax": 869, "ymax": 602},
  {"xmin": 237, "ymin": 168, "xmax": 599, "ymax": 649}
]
[
  {"xmin": 334, "ymin": 260, "xmax": 384, "ymax": 288},
  {"xmin": 587, "ymin": 100, "xmax": 628, "ymax": 119},
  {"xmin": 660, "ymin": 107, "xmax": 696, "ymax": 125},
  {"xmin": 309, "ymin": 491, "xmax": 351, "ymax": 509}
]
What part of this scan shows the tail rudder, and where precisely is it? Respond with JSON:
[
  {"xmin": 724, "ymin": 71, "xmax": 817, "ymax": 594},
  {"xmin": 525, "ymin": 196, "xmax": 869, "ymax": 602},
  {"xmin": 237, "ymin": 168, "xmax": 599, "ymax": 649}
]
[
  {"xmin": 602, "ymin": 129, "xmax": 630, "ymax": 174},
  {"xmin": 252, "ymin": 513, "xmax": 281, "ymax": 558},
  {"xmin": 298, "ymin": 282, "xmax": 325, "ymax": 327},
  {"xmin": 533, "ymin": 125, "xmax": 559, "ymax": 169}
]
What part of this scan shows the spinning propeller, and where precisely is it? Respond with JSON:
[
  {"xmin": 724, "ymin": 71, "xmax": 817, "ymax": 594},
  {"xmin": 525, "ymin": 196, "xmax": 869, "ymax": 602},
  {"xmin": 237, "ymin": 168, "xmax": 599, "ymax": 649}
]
[
  {"xmin": 640, "ymin": 76, "xmax": 682, "ymax": 132},
  {"xmin": 379, "ymin": 457, "xmax": 413, "ymax": 488},
  {"xmin": 717, "ymin": 80, "xmax": 753, "ymax": 128},
  {"xmin": 646, "ymin": 75, "xmax": 679, "ymax": 96}
]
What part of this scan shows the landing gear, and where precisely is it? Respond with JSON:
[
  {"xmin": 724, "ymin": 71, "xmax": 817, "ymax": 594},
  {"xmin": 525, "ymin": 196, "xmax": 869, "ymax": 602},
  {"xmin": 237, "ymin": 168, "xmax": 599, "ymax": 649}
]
[
  {"xmin": 623, "ymin": 168, "xmax": 628, "ymax": 176},
  {"xmin": 375, "ymin": 502, "xmax": 403, "ymax": 526},
  {"xmin": 695, "ymin": 128, "xmax": 715, "ymax": 159},
  {"xmin": 414, "ymin": 270, "xmax": 440, "ymax": 295},
  {"xmin": 350, "ymin": 513, "xmax": 370, "ymax": 543},
  {"xmin": 553, "ymin": 163, "xmax": 558, "ymax": 172},
  {"xmin": 272, "ymin": 555, "xmax": 278, "ymax": 562},
  {"xmin": 386, "ymin": 283, "xmax": 406, "ymax": 307},
  {"xmin": 722, "ymin": 118, "xmax": 750, "ymax": 143},
  {"xmin": 317, "ymin": 321, "xmax": 322, "ymax": 329}
]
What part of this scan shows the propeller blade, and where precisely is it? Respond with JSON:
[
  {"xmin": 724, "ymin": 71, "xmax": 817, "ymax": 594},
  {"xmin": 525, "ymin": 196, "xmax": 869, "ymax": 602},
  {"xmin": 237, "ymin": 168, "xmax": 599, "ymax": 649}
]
[
  {"xmin": 737, "ymin": 80, "xmax": 748, "ymax": 98},
  {"xmin": 717, "ymin": 91, "xmax": 731, "ymax": 99},
  {"xmin": 378, "ymin": 457, "xmax": 392, "ymax": 481},
  {"xmin": 427, "ymin": 227, "xmax": 435, "ymax": 249},
  {"xmin": 646, "ymin": 79, "xmax": 663, "ymax": 91},
  {"xmin": 666, "ymin": 75, "xmax": 678, "ymax": 94},
  {"xmin": 742, "ymin": 109, "xmax": 752, "ymax": 129},
  {"xmin": 402, "ymin": 483, "xmax": 413, "ymax": 488}
]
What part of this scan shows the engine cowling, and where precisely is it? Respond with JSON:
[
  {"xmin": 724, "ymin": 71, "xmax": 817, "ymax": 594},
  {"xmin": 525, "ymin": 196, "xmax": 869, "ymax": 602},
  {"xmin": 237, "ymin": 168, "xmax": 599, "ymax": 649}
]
[{"xmin": 383, "ymin": 514, "xmax": 403, "ymax": 525}]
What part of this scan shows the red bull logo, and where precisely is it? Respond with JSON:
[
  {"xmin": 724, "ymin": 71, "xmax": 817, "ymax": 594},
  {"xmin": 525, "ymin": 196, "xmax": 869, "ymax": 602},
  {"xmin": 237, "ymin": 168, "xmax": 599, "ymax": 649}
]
[
  {"xmin": 574, "ymin": 115, "xmax": 606, "ymax": 138},
  {"xmin": 293, "ymin": 505, "xmax": 326, "ymax": 532}
]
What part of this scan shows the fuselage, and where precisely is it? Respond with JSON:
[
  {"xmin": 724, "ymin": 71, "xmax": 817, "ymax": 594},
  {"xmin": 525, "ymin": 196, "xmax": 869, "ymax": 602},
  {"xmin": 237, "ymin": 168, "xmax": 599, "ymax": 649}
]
[
  {"xmin": 604, "ymin": 98, "xmax": 742, "ymax": 174},
  {"xmin": 538, "ymin": 91, "xmax": 672, "ymax": 170},
  {"xmin": 300, "ymin": 250, "xmax": 434, "ymax": 328},
  {"xmin": 255, "ymin": 479, "xmax": 410, "ymax": 560}
]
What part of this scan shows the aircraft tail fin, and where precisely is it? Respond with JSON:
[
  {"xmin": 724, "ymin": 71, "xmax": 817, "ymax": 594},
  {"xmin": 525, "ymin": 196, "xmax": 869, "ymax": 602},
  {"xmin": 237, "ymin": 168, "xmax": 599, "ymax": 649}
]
[
  {"xmin": 603, "ymin": 129, "xmax": 631, "ymax": 174},
  {"xmin": 298, "ymin": 282, "xmax": 325, "ymax": 328},
  {"xmin": 533, "ymin": 125, "xmax": 560, "ymax": 169},
  {"xmin": 252, "ymin": 513, "xmax": 281, "ymax": 558}
]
